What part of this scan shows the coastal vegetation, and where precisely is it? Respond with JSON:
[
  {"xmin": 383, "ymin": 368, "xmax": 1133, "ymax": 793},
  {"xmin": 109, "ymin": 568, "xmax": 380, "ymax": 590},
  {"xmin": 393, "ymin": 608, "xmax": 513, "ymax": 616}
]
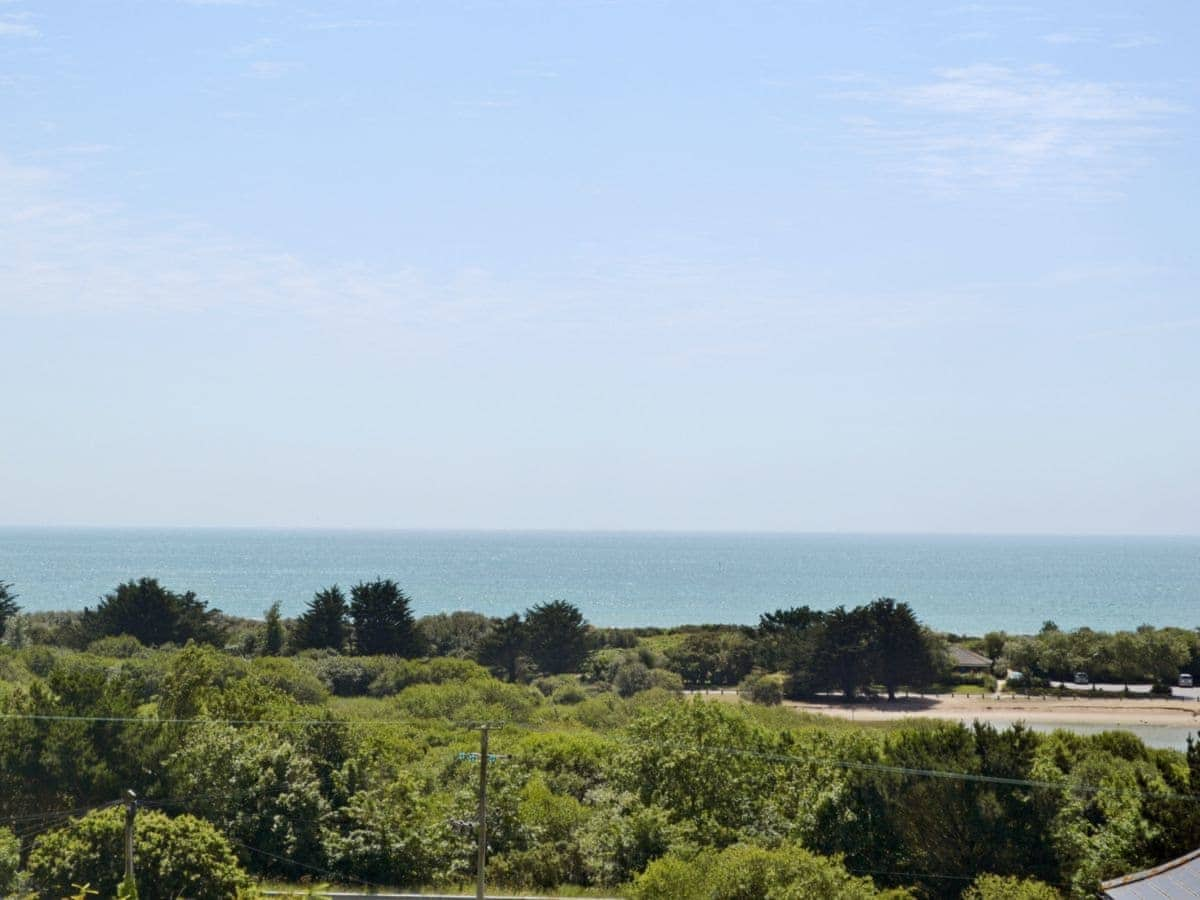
[{"xmin": 2, "ymin": 577, "xmax": 1200, "ymax": 897}]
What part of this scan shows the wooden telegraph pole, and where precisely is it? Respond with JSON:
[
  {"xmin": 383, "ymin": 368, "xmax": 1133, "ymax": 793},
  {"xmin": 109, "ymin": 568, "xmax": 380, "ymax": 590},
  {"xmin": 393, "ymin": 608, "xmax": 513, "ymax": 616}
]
[
  {"xmin": 123, "ymin": 789, "xmax": 137, "ymax": 885},
  {"xmin": 476, "ymin": 724, "xmax": 489, "ymax": 900}
]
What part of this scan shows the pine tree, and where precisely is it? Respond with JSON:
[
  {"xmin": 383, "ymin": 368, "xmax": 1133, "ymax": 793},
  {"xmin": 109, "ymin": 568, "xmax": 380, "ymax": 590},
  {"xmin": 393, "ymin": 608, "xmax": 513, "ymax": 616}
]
[
  {"xmin": 293, "ymin": 586, "xmax": 349, "ymax": 652},
  {"xmin": 0, "ymin": 582, "xmax": 19, "ymax": 641},
  {"xmin": 349, "ymin": 579, "xmax": 421, "ymax": 656},
  {"xmin": 477, "ymin": 613, "xmax": 528, "ymax": 681},
  {"xmin": 525, "ymin": 600, "xmax": 589, "ymax": 675},
  {"xmin": 262, "ymin": 601, "xmax": 285, "ymax": 656}
]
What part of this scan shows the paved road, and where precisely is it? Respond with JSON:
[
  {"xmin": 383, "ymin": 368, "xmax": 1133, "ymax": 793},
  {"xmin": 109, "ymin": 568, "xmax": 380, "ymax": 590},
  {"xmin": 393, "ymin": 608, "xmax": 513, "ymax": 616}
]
[{"xmin": 1048, "ymin": 681, "xmax": 1200, "ymax": 699}]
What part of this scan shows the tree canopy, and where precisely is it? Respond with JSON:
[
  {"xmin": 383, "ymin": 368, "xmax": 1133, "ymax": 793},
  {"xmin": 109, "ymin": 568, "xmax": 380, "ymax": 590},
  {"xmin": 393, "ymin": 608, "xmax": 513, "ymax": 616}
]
[
  {"xmin": 349, "ymin": 579, "xmax": 421, "ymax": 656},
  {"xmin": 525, "ymin": 600, "xmax": 590, "ymax": 675},
  {"xmin": 79, "ymin": 578, "xmax": 225, "ymax": 647},
  {"xmin": 0, "ymin": 581, "xmax": 20, "ymax": 640},
  {"xmin": 293, "ymin": 584, "xmax": 350, "ymax": 652}
]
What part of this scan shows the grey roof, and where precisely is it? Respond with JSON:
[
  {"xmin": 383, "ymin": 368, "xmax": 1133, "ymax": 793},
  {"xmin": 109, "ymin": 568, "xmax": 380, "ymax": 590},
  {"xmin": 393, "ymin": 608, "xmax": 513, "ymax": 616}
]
[
  {"xmin": 949, "ymin": 645, "xmax": 992, "ymax": 668},
  {"xmin": 1102, "ymin": 848, "xmax": 1200, "ymax": 898}
]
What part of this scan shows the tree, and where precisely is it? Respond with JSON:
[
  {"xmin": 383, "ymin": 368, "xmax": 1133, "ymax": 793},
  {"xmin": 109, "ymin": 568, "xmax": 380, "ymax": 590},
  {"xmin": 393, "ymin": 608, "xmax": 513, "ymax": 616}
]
[
  {"xmin": 983, "ymin": 631, "xmax": 1007, "ymax": 661},
  {"xmin": 757, "ymin": 606, "xmax": 823, "ymax": 671},
  {"xmin": 868, "ymin": 598, "xmax": 934, "ymax": 701},
  {"xmin": 419, "ymin": 610, "xmax": 492, "ymax": 657},
  {"xmin": 262, "ymin": 601, "xmax": 285, "ymax": 656},
  {"xmin": 79, "ymin": 578, "xmax": 224, "ymax": 647},
  {"xmin": 665, "ymin": 631, "xmax": 755, "ymax": 686},
  {"xmin": 350, "ymin": 579, "xmax": 421, "ymax": 656},
  {"xmin": 293, "ymin": 585, "xmax": 350, "ymax": 652},
  {"xmin": 0, "ymin": 826, "xmax": 17, "ymax": 896},
  {"xmin": 26, "ymin": 806, "xmax": 248, "ymax": 899},
  {"xmin": 0, "ymin": 581, "xmax": 18, "ymax": 640},
  {"xmin": 812, "ymin": 606, "xmax": 876, "ymax": 700},
  {"xmin": 525, "ymin": 600, "xmax": 589, "ymax": 675},
  {"xmin": 477, "ymin": 613, "xmax": 529, "ymax": 682}
]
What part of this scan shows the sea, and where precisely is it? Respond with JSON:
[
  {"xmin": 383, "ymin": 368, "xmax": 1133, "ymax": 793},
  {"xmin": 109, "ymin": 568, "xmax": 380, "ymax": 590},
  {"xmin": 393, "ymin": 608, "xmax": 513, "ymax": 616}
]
[{"xmin": 1, "ymin": 528, "xmax": 1198, "ymax": 634}]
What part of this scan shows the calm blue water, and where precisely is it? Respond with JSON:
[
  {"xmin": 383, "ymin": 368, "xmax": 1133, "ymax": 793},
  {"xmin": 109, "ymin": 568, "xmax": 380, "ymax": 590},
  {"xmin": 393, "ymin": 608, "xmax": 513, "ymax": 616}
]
[{"xmin": 1, "ymin": 529, "xmax": 1198, "ymax": 633}]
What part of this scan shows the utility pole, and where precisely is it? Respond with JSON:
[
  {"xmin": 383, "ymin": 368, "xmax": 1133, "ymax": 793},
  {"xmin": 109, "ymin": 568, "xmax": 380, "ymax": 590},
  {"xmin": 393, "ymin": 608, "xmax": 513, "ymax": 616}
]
[
  {"xmin": 476, "ymin": 724, "xmax": 489, "ymax": 900},
  {"xmin": 123, "ymin": 789, "xmax": 137, "ymax": 884}
]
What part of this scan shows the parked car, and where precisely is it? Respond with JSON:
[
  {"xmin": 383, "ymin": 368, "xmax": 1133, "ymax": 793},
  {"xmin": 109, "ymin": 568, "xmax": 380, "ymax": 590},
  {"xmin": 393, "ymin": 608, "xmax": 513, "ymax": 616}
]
[
  {"xmin": 1073, "ymin": 672, "xmax": 1089, "ymax": 685},
  {"xmin": 1180, "ymin": 673, "xmax": 1194, "ymax": 688}
]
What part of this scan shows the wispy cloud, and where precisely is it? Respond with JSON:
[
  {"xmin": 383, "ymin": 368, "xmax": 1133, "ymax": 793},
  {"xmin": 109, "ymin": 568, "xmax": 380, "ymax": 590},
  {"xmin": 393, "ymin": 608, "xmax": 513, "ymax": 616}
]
[
  {"xmin": 247, "ymin": 60, "xmax": 298, "ymax": 79},
  {"xmin": 1039, "ymin": 31, "xmax": 1096, "ymax": 45},
  {"xmin": 1112, "ymin": 34, "xmax": 1161, "ymax": 50},
  {"xmin": 843, "ymin": 63, "xmax": 1180, "ymax": 196},
  {"xmin": 0, "ymin": 10, "xmax": 36, "ymax": 38}
]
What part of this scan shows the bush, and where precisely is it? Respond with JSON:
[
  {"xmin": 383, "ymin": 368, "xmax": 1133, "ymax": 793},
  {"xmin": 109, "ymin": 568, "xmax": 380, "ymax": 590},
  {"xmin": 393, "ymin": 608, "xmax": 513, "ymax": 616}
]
[
  {"xmin": 26, "ymin": 806, "xmax": 248, "ymax": 899},
  {"xmin": 551, "ymin": 682, "xmax": 587, "ymax": 705},
  {"xmin": 963, "ymin": 873, "xmax": 1060, "ymax": 899},
  {"xmin": 250, "ymin": 656, "xmax": 329, "ymax": 705},
  {"xmin": 313, "ymin": 656, "xmax": 382, "ymax": 696},
  {"xmin": 368, "ymin": 656, "xmax": 491, "ymax": 697},
  {"xmin": 648, "ymin": 669, "xmax": 684, "ymax": 693},
  {"xmin": 87, "ymin": 635, "xmax": 148, "ymax": 659},
  {"xmin": 0, "ymin": 826, "xmax": 18, "ymax": 896},
  {"xmin": 739, "ymin": 672, "xmax": 783, "ymax": 706},
  {"xmin": 631, "ymin": 843, "xmax": 887, "ymax": 899},
  {"xmin": 613, "ymin": 660, "xmax": 654, "ymax": 697}
]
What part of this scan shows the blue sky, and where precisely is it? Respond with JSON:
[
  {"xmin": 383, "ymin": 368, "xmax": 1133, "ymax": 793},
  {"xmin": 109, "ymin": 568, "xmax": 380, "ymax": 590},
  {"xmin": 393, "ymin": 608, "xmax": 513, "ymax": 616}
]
[{"xmin": 1, "ymin": 1, "xmax": 1197, "ymax": 533}]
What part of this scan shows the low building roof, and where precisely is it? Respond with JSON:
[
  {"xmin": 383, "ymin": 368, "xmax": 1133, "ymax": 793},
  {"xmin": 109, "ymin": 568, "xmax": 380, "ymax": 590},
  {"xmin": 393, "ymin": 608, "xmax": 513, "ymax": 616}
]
[
  {"xmin": 1101, "ymin": 848, "xmax": 1200, "ymax": 898},
  {"xmin": 949, "ymin": 646, "xmax": 992, "ymax": 668}
]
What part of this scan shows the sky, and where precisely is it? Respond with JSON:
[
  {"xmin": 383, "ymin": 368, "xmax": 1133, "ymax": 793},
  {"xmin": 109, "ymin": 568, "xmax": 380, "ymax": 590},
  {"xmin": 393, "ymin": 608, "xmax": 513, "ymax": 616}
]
[{"xmin": 1, "ymin": 1, "xmax": 1197, "ymax": 534}]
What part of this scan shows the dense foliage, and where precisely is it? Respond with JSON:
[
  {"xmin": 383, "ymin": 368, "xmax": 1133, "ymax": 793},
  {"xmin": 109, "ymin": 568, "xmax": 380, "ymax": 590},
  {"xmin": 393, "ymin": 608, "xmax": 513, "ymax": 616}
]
[
  {"xmin": 26, "ymin": 806, "xmax": 248, "ymax": 898},
  {"xmin": 987, "ymin": 622, "xmax": 1200, "ymax": 688},
  {"xmin": 80, "ymin": 577, "xmax": 225, "ymax": 647},
  {"xmin": 3, "ymin": 578, "xmax": 1199, "ymax": 897},
  {"xmin": 0, "ymin": 582, "xmax": 18, "ymax": 641}
]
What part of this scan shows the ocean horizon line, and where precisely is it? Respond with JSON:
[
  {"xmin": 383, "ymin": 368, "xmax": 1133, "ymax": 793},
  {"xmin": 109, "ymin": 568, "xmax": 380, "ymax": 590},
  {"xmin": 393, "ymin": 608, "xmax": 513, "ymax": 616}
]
[{"xmin": 2, "ymin": 524, "xmax": 1198, "ymax": 540}]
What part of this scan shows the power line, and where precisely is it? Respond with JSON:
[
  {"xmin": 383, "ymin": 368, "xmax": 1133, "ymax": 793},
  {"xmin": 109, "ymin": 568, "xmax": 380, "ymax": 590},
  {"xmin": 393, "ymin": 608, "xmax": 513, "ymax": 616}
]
[
  {"xmin": 619, "ymin": 736, "xmax": 1200, "ymax": 804},
  {"xmin": 0, "ymin": 712, "xmax": 421, "ymax": 727}
]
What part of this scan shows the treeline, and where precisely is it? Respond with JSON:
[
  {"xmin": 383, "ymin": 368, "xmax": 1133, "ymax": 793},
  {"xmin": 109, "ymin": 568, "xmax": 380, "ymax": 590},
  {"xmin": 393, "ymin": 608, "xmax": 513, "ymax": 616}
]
[
  {"xmin": 977, "ymin": 622, "xmax": 1200, "ymax": 688},
  {"xmin": 3, "ymin": 580, "xmax": 951, "ymax": 701}
]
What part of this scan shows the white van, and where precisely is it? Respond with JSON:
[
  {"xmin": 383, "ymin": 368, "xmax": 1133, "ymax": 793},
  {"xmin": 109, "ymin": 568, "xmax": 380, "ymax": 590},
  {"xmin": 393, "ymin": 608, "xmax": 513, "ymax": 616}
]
[
  {"xmin": 1073, "ymin": 672, "xmax": 1089, "ymax": 685},
  {"xmin": 1180, "ymin": 673, "xmax": 1194, "ymax": 688}
]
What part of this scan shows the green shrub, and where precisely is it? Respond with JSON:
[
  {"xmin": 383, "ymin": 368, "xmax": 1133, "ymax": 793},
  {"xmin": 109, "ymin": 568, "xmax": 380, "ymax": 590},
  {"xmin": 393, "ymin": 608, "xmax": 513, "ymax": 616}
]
[
  {"xmin": 26, "ymin": 806, "xmax": 248, "ymax": 899},
  {"xmin": 313, "ymin": 656, "xmax": 382, "ymax": 696},
  {"xmin": 631, "ymin": 842, "xmax": 888, "ymax": 899},
  {"xmin": 0, "ymin": 826, "xmax": 18, "ymax": 896},
  {"xmin": 962, "ymin": 873, "xmax": 1061, "ymax": 899},
  {"xmin": 250, "ymin": 656, "xmax": 329, "ymax": 704},
  {"xmin": 367, "ymin": 656, "xmax": 490, "ymax": 697},
  {"xmin": 551, "ymin": 683, "xmax": 587, "ymax": 705},
  {"xmin": 613, "ymin": 660, "xmax": 654, "ymax": 697},
  {"xmin": 87, "ymin": 635, "xmax": 148, "ymax": 658},
  {"xmin": 739, "ymin": 672, "xmax": 784, "ymax": 705}
]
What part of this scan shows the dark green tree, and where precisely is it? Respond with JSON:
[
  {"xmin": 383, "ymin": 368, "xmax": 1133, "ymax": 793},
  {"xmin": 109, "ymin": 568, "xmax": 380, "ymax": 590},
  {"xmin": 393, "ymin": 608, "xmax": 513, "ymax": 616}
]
[
  {"xmin": 812, "ymin": 605, "xmax": 875, "ymax": 700},
  {"xmin": 868, "ymin": 597, "xmax": 934, "ymax": 700},
  {"xmin": 350, "ymin": 579, "xmax": 421, "ymax": 656},
  {"xmin": 262, "ymin": 601, "xmax": 285, "ymax": 656},
  {"xmin": 477, "ymin": 613, "xmax": 529, "ymax": 681},
  {"xmin": 0, "ymin": 581, "xmax": 18, "ymax": 640},
  {"xmin": 80, "ymin": 578, "xmax": 224, "ymax": 647},
  {"xmin": 293, "ymin": 585, "xmax": 350, "ymax": 651},
  {"xmin": 756, "ymin": 606, "xmax": 822, "ymax": 671},
  {"xmin": 525, "ymin": 600, "xmax": 589, "ymax": 675}
]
